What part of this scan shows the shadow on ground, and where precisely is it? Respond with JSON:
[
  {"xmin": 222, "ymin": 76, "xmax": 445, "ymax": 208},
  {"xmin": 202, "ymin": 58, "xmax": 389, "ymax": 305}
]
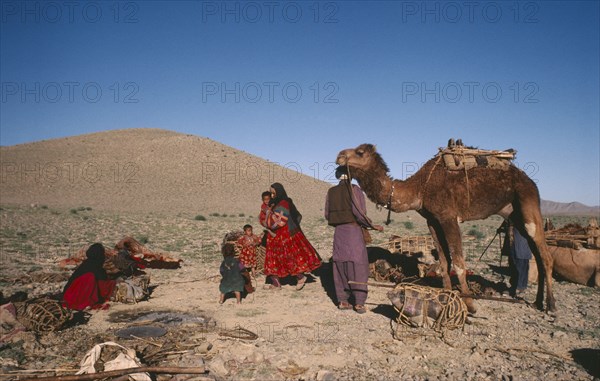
[
  {"xmin": 313, "ymin": 261, "xmax": 337, "ymax": 306},
  {"xmin": 571, "ymin": 348, "xmax": 600, "ymax": 378}
]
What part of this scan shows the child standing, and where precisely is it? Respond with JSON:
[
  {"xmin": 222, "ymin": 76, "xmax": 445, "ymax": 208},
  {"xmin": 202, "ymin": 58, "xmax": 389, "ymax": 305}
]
[
  {"xmin": 219, "ymin": 243, "xmax": 245, "ymax": 304},
  {"xmin": 237, "ymin": 224, "xmax": 261, "ymax": 272}
]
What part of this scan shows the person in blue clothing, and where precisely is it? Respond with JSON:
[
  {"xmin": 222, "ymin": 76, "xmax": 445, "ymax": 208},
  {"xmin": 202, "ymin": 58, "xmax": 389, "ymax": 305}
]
[{"xmin": 502, "ymin": 218, "xmax": 533, "ymax": 297}]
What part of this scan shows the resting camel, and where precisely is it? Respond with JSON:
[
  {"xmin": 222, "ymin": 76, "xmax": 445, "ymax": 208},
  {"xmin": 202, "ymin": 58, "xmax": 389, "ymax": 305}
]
[{"xmin": 336, "ymin": 144, "xmax": 556, "ymax": 313}]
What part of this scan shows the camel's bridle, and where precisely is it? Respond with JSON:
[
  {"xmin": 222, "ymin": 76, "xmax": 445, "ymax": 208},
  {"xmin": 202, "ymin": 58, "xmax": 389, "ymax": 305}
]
[
  {"xmin": 385, "ymin": 182, "xmax": 394, "ymax": 225},
  {"xmin": 338, "ymin": 153, "xmax": 393, "ymax": 227}
]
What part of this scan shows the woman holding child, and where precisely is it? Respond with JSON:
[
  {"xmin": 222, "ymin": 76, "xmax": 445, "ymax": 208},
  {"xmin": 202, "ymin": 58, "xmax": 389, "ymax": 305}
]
[{"xmin": 263, "ymin": 183, "xmax": 321, "ymax": 290}]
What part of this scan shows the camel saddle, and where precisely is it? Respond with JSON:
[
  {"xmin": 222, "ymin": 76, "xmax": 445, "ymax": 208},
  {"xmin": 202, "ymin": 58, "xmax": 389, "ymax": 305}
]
[{"xmin": 438, "ymin": 139, "xmax": 516, "ymax": 171}]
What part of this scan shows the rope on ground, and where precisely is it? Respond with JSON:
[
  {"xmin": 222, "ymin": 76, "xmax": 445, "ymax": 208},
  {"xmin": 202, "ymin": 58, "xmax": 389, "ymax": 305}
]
[
  {"xmin": 218, "ymin": 326, "xmax": 258, "ymax": 341},
  {"xmin": 389, "ymin": 283, "xmax": 467, "ymax": 340}
]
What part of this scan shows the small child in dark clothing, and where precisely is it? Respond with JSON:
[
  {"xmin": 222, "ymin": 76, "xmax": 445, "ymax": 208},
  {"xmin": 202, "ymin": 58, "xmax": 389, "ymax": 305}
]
[{"xmin": 219, "ymin": 243, "xmax": 245, "ymax": 304}]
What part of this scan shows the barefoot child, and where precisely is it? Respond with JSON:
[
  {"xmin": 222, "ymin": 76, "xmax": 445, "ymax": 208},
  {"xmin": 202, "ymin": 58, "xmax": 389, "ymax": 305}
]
[
  {"xmin": 219, "ymin": 243, "xmax": 245, "ymax": 304},
  {"xmin": 237, "ymin": 224, "xmax": 261, "ymax": 273}
]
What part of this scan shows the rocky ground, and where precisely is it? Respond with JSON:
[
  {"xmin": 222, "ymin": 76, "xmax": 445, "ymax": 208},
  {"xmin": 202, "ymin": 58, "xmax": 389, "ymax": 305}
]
[{"xmin": 1, "ymin": 205, "xmax": 599, "ymax": 381}]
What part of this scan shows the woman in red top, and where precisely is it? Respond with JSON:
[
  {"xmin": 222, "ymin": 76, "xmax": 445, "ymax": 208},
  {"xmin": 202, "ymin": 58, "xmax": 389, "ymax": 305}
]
[
  {"xmin": 263, "ymin": 183, "xmax": 321, "ymax": 290},
  {"xmin": 62, "ymin": 243, "xmax": 116, "ymax": 310}
]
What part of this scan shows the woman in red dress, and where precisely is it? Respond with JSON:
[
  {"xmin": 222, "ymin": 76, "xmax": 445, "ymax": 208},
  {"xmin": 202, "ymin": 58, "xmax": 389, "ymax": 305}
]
[
  {"xmin": 62, "ymin": 243, "xmax": 116, "ymax": 310},
  {"xmin": 263, "ymin": 183, "xmax": 321, "ymax": 290}
]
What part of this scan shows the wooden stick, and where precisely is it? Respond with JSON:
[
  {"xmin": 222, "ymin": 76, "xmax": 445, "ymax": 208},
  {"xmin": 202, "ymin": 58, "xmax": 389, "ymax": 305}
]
[
  {"xmin": 129, "ymin": 335, "xmax": 163, "ymax": 348},
  {"xmin": 493, "ymin": 346, "xmax": 571, "ymax": 361},
  {"xmin": 546, "ymin": 234, "xmax": 588, "ymax": 239},
  {"xmin": 348, "ymin": 280, "xmax": 395, "ymax": 288},
  {"xmin": 457, "ymin": 294, "xmax": 526, "ymax": 304},
  {"xmin": 17, "ymin": 366, "xmax": 206, "ymax": 381},
  {"xmin": 349, "ymin": 281, "xmax": 526, "ymax": 304},
  {"xmin": 158, "ymin": 350, "xmax": 190, "ymax": 357},
  {"xmin": 4, "ymin": 370, "xmax": 77, "ymax": 375}
]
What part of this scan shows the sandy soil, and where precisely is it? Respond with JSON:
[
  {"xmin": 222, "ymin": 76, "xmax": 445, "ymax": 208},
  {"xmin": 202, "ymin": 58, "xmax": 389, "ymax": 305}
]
[{"xmin": 1, "ymin": 205, "xmax": 598, "ymax": 381}]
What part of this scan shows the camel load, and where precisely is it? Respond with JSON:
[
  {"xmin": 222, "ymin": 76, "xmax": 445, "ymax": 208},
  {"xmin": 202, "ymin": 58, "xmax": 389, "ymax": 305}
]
[
  {"xmin": 387, "ymin": 283, "xmax": 468, "ymax": 336},
  {"xmin": 386, "ymin": 234, "xmax": 435, "ymax": 254},
  {"xmin": 368, "ymin": 235, "xmax": 439, "ymax": 282},
  {"xmin": 438, "ymin": 138, "xmax": 516, "ymax": 171},
  {"xmin": 369, "ymin": 259, "xmax": 404, "ymax": 283},
  {"xmin": 536, "ymin": 219, "xmax": 600, "ymax": 287},
  {"xmin": 59, "ymin": 236, "xmax": 181, "ymax": 273},
  {"xmin": 545, "ymin": 219, "xmax": 599, "ymax": 250}
]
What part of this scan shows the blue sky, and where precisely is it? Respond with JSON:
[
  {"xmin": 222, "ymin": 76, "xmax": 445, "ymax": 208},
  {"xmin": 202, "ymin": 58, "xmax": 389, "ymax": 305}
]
[{"xmin": 1, "ymin": 1, "xmax": 599, "ymax": 205}]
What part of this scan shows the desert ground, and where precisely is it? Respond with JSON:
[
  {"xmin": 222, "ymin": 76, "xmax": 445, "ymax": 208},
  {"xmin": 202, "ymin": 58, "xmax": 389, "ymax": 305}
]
[{"xmin": 1, "ymin": 205, "xmax": 598, "ymax": 381}]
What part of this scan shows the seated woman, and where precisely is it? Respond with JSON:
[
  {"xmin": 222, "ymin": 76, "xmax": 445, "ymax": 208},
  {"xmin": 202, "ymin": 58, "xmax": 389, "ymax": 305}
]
[{"xmin": 62, "ymin": 243, "xmax": 116, "ymax": 310}]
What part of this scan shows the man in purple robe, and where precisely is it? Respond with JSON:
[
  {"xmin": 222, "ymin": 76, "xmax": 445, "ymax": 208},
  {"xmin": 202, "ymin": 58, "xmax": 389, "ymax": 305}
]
[{"xmin": 324, "ymin": 166, "xmax": 383, "ymax": 313}]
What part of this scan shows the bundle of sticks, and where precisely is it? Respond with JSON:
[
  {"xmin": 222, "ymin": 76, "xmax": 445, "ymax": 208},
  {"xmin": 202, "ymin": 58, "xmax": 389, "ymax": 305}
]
[
  {"xmin": 386, "ymin": 235, "xmax": 435, "ymax": 254},
  {"xmin": 545, "ymin": 220, "xmax": 599, "ymax": 250}
]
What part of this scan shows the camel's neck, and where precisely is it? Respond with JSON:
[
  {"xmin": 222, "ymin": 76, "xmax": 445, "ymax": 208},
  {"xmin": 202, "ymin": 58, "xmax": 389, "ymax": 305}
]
[{"xmin": 354, "ymin": 169, "xmax": 422, "ymax": 213}]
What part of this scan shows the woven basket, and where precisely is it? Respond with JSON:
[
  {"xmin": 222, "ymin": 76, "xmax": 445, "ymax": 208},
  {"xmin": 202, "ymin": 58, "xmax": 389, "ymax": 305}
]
[
  {"xmin": 387, "ymin": 235, "xmax": 435, "ymax": 254},
  {"xmin": 15, "ymin": 298, "xmax": 72, "ymax": 333},
  {"xmin": 255, "ymin": 246, "xmax": 266, "ymax": 274}
]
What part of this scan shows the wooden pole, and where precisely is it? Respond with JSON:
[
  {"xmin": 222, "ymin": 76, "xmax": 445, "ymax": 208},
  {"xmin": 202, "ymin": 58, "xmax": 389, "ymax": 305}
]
[
  {"xmin": 348, "ymin": 280, "xmax": 395, "ymax": 288},
  {"xmin": 457, "ymin": 294, "xmax": 526, "ymax": 304},
  {"xmin": 16, "ymin": 366, "xmax": 206, "ymax": 381},
  {"xmin": 349, "ymin": 281, "xmax": 526, "ymax": 304}
]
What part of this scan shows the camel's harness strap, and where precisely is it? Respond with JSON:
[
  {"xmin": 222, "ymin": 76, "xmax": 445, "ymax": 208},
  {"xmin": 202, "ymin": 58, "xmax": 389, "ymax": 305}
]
[
  {"xmin": 420, "ymin": 154, "xmax": 443, "ymax": 203},
  {"xmin": 385, "ymin": 183, "xmax": 394, "ymax": 225}
]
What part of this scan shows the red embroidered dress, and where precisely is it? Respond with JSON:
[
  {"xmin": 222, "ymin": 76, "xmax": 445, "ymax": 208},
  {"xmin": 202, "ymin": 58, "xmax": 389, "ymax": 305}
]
[
  {"xmin": 237, "ymin": 234, "xmax": 261, "ymax": 268},
  {"xmin": 63, "ymin": 273, "xmax": 116, "ymax": 310},
  {"xmin": 259, "ymin": 202, "xmax": 269, "ymax": 228},
  {"xmin": 263, "ymin": 200, "xmax": 321, "ymax": 277}
]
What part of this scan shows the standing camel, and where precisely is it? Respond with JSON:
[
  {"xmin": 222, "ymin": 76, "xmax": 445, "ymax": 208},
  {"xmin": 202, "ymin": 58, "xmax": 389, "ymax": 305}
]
[{"xmin": 336, "ymin": 144, "xmax": 556, "ymax": 313}]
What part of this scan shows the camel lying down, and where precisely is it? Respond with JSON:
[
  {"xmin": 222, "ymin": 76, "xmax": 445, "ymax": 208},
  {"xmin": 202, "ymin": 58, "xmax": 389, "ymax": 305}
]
[{"xmin": 530, "ymin": 246, "xmax": 600, "ymax": 287}]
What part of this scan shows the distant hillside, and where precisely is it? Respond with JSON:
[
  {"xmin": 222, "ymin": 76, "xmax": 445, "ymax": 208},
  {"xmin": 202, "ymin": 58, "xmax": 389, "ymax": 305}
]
[
  {"xmin": 0, "ymin": 128, "xmax": 344, "ymax": 217},
  {"xmin": 3, "ymin": 128, "xmax": 595, "ymax": 220},
  {"xmin": 540, "ymin": 200, "xmax": 600, "ymax": 216}
]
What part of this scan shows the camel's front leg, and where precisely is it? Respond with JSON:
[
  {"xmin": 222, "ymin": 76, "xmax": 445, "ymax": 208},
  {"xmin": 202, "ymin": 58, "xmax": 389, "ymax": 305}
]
[
  {"xmin": 440, "ymin": 218, "xmax": 476, "ymax": 314},
  {"xmin": 427, "ymin": 220, "xmax": 451, "ymax": 290}
]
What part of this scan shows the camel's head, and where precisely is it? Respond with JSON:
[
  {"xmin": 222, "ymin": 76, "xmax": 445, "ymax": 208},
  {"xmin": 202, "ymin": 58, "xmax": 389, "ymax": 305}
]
[{"xmin": 336, "ymin": 144, "xmax": 389, "ymax": 174}]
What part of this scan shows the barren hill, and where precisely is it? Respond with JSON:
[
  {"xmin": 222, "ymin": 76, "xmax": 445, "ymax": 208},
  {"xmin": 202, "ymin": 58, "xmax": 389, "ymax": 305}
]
[
  {"xmin": 0, "ymin": 128, "xmax": 340, "ymax": 217},
  {"xmin": 540, "ymin": 200, "xmax": 600, "ymax": 216}
]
